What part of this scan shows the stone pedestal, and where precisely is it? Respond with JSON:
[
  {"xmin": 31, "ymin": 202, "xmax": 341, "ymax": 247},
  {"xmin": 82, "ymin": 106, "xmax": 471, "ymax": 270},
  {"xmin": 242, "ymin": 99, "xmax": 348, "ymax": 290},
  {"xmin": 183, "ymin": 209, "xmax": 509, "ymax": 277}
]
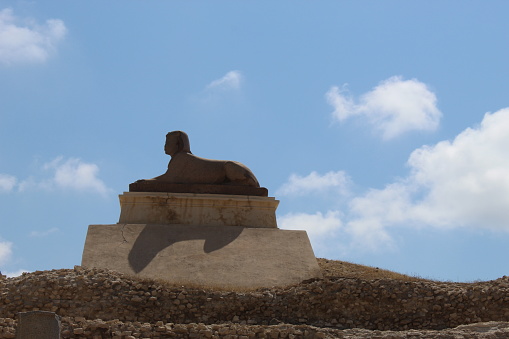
[
  {"xmin": 82, "ymin": 224, "xmax": 321, "ymax": 289},
  {"xmin": 82, "ymin": 192, "xmax": 321, "ymax": 288},
  {"xmin": 118, "ymin": 192, "xmax": 279, "ymax": 228}
]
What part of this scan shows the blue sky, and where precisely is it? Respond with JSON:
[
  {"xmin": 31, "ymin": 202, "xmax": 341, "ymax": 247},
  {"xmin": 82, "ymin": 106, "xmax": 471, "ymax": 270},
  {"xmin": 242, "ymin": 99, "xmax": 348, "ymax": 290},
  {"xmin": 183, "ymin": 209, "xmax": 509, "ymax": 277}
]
[{"xmin": 1, "ymin": 1, "xmax": 508, "ymax": 282}]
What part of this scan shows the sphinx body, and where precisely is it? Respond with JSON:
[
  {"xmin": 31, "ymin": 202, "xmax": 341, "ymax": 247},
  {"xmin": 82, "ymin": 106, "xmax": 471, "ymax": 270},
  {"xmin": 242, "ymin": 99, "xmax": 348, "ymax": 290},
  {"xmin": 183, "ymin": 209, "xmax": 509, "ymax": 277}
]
[
  {"xmin": 143, "ymin": 131, "xmax": 260, "ymax": 187},
  {"xmin": 156, "ymin": 152, "xmax": 260, "ymax": 187}
]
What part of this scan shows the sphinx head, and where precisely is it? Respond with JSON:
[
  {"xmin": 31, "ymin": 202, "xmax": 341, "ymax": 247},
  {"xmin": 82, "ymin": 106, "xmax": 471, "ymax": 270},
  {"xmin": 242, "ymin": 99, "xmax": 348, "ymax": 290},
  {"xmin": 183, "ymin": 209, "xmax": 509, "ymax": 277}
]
[{"xmin": 165, "ymin": 131, "xmax": 191, "ymax": 156}]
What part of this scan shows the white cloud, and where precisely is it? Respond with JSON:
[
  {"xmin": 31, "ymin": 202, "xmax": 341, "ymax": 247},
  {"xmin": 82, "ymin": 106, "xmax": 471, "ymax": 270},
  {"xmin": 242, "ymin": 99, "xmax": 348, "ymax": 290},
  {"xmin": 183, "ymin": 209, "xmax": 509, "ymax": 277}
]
[
  {"xmin": 278, "ymin": 211, "xmax": 344, "ymax": 258},
  {"xmin": 326, "ymin": 76, "xmax": 442, "ymax": 139},
  {"xmin": 0, "ymin": 174, "xmax": 16, "ymax": 192},
  {"xmin": 277, "ymin": 171, "xmax": 350, "ymax": 196},
  {"xmin": 405, "ymin": 108, "xmax": 509, "ymax": 229},
  {"xmin": 279, "ymin": 211, "xmax": 342, "ymax": 238},
  {"xmin": 16, "ymin": 177, "xmax": 37, "ymax": 192},
  {"xmin": 345, "ymin": 217, "xmax": 397, "ymax": 253},
  {"xmin": 0, "ymin": 8, "xmax": 66, "ymax": 65},
  {"xmin": 0, "ymin": 240, "xmax": 12, "ymax": 266},
  {"xmin": 42, "ymin": 157, "xmax": 110, "ymax": 195},
  {"xmin": 280, "ymin": 107, "xmax": 509, "ymax": 253},
  {"xmin": 5, "ymin": 269, "xmax": 30, "ymax": 278},
  {"xmin": 0, "ymin": 237, "xmax": 28, "ymax": 277},
  {"xmin": 17, "ymin": 156, "xmax": 111, "ymax": 195},
  {"xmin": 206, "ymin": 70, "xmax": 242, "ymax": 91},
  {"xmin": 345, "ymin": 183, "xmax": 412, "ymax": 250},
  {"xmin": 29, "ymin": 227, "xmax": 59, "ymax": 238},
  {"xmin": 345, "ymin": 107, "xmax": 509, "ymax": 249}
]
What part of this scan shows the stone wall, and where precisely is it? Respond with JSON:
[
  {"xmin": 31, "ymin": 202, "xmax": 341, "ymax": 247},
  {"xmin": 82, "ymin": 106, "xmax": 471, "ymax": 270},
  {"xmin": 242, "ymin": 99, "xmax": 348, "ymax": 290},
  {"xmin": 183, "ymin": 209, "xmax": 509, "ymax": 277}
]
[
  {"xmin": 2, "ymin": 317, "xmax": 509, "ymax": 339},
  {"xmin": 1, "ymin": 267, "xmax": 509, "ymax": 337}
]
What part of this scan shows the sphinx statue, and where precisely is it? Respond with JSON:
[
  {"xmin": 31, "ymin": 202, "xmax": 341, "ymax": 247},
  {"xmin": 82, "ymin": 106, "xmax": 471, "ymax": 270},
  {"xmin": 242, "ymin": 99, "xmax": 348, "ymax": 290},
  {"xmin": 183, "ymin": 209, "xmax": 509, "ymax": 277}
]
[{"xmin": 130, "ymin": 131, "xmax": 267, "ymax": 196}]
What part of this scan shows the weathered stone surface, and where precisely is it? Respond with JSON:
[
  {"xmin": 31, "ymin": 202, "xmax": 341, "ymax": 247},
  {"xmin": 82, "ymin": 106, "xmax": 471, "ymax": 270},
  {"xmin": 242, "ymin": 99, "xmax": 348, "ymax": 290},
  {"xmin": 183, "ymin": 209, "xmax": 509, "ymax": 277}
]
[
  {"xmin": 15, "ymin": 311, "xmax": 60, "ymax": 339},
  {"xmin": 132, "ymin": 131, "xmax": 265, "ymax": 193},
  {"xmin": 82, "ymin": 224, "xmax": 322, "ymax": 288},
  {"xmin": 3, "ymin": 316, "xmax": 509, "ymax": 339},
  {"xmin": 2, "ymin": 269, "xmax": 509, "ymax": 338},
  {"xmin": 118, "ymin": 192, "xmax": 278, "ymax": 228}
]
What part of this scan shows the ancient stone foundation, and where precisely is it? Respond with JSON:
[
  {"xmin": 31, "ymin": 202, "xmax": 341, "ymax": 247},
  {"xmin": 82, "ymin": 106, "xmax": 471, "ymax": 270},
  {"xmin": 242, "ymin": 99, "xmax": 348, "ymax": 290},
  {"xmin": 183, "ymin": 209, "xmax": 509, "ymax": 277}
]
[
  {"xmin": 2, "ymin": 317, "xmax": 509, "ymax": 339},
  {"xmin": 82, "ymin": 190, "xmax": 322, "ymax": 288},
  {"xmin": 82, "ymin": 223, "xmax": 321, "ymax": 289},
  {"xmin": 1, "ymin": 267, "xmax": 509, "ymax": 338}
]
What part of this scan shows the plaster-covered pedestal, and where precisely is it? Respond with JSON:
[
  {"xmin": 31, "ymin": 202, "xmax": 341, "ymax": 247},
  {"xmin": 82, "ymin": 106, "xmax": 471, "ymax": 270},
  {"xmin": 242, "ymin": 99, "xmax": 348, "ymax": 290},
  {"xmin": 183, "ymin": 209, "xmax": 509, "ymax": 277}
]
[
  {"xmin": 82, "ymin": 224, "xmax": 322, "ymax": 289},
  {"xmin": 118, "ymin": 192, "xmax": 279, "ymax": 228},
  {"xmin": 82, "ymin": 191, "xmax": 322, "ymax": 288}
]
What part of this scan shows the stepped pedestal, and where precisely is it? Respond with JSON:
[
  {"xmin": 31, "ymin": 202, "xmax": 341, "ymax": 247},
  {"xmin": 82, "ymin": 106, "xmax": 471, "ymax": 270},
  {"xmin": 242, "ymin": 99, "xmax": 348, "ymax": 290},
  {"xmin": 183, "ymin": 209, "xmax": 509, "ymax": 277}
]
[
  {"xmin": 82, "ymin": 192, "xmax": 322, "ymax": 288},
  {"xmin": 82, "ymin": 223, "xmax": 321, "ymax": 289},
  {"xmin": 118, "ymin": 192, "xmax": 279, "ymax": 228}
]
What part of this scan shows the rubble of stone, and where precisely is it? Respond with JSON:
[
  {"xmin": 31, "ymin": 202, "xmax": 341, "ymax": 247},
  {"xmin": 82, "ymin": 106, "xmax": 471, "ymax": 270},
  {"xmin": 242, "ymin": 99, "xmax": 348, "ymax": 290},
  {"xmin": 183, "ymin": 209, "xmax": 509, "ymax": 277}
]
[
  {"xmin": 2, "ymin": 317, "xmax": 509, "ymax": 339},
  {"xmin": 1, "ymin": 267, "xmax": 509, "ymax": 338}
]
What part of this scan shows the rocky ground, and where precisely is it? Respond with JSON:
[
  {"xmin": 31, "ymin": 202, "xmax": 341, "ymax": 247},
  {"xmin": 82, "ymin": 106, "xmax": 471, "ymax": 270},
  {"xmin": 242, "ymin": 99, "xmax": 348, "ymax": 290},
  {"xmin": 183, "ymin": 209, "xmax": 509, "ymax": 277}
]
[
  {"xmin": 2, "ymin": 317, "xmax": 509, "ymax": 338},
  {"xmin": 1, "ymin": 259, "xmax": 508, "ymax": 338},
  {"xmin": 317, "ymin": 259, "xmax": 430, "ymax": 281}
]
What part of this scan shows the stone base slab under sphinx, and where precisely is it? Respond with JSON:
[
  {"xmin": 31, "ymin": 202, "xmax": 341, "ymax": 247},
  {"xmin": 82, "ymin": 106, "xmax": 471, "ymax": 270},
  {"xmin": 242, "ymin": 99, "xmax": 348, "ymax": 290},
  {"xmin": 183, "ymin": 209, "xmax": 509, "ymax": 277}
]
[
  {"xmin": 81, "ymin": 224, "xmax": 322, "ymax": 289},
  {"xmin": 118, "ymin": 192, "xmax": 279, "ymax": 228},
  {"xmin": 129, "ymin": 181, "xmax": 269, "ymax": 196}
]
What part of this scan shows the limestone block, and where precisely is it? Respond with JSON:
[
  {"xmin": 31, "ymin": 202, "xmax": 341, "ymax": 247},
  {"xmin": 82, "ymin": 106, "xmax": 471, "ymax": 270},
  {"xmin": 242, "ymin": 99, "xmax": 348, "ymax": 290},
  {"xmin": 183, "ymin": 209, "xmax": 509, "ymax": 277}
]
[
  {"xmin": 82, "ymin": 224, "xmax": 322, "ymax": 289},
  {"xmin": 118, "ymin": 192, "xmax": 279, "ymax": 228},
  {"xmin": 16, "ymin": 311, "xmax": 60, "ymax": 339}
]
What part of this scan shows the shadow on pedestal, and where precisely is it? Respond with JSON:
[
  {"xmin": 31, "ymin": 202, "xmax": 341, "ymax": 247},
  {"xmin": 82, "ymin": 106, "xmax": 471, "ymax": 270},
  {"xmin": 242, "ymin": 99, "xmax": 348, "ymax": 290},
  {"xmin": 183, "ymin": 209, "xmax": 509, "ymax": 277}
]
[{"xmin": 128, "ymin": 224, "xmax": 243, "ymax": 273}]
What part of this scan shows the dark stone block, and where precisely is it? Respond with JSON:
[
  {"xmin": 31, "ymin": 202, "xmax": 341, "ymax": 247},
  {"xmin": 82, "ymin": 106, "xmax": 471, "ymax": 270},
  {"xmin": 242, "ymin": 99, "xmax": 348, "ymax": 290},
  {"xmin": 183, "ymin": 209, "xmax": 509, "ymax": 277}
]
[
  {"xmin": 16, "ymin": 311, "xmax": 60, "ymax": 339},
  {"xmin": 129, "ymin": 182, "xmax": 268, "ymax": 196}
]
